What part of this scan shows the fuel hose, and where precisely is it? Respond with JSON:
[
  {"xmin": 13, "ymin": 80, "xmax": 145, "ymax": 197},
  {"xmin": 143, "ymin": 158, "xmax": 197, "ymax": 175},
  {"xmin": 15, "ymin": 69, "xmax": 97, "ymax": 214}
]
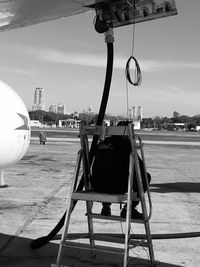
[{"xmin": 31, "ymin": 32, "xmax": 114, "ymax": 249}]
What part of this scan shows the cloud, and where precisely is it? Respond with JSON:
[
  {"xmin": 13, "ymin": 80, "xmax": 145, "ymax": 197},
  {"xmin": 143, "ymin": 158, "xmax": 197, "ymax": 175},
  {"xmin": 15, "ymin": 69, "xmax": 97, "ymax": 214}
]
[
  {"xmin": 0, "ymin": 66, "xmax": 32, "ymax": 75},
  {"xmin": 34, "ymin": 48, "xmax": 200, "ymax": 73},
  {"xmin": 26, "ymin": 47, "xmax": 167, "ymax": 72},
  {"xmin": 139, "ymin": 61, "xmax": 200, "ymax": 73},
  {"xmin": 4, "ymin": 43, "xmax": 200, "ymax": 73},
  {"xmin": 29, "ymin": 48, "xmax": 162, "ymax": 72},
  {"xmin": 40, "ymin": 50, "xmax": 107, "ymax": 67}
]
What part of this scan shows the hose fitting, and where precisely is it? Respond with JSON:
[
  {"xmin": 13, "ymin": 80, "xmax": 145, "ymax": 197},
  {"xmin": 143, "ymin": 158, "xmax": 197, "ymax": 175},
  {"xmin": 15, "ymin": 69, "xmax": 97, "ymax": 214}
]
[{"xmin": 105, "ymin": 28, "xmax": 114, "ymax": 43}]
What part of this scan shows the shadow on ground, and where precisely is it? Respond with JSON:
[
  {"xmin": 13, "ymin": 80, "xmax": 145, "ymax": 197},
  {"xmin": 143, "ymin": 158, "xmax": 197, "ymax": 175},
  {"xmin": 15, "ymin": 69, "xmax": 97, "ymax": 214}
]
[
  {"xmin": 150, "ymin": 182, "xmax": 200, "ymax": 193},
  {"xmin": 0, "ymin": 233, "xmax": 184, "ymax": 267}
]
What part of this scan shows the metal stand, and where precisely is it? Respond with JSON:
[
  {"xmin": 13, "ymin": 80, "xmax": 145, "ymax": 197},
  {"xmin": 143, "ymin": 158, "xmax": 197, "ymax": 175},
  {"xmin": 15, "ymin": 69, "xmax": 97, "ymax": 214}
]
[{"xmin": 52, "ymin": 123, "xmax": 155, "ymax": 267}]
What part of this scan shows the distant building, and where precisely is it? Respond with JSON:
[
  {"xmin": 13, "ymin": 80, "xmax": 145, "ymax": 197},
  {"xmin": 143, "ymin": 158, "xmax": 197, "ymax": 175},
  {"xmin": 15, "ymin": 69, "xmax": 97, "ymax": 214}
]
[
  {"xmin": 49, "ymin": 104, "xmax": 57, "ymax": 113},
  {"xmin": 173, "ymin": 111, "xmax": 180, "ymax": 118},
  {"xmin": 137, "ymin": 106, "xmax": 143, "ymax": 121},
  {"xmin": 59, "ymin": 118, "xmax": 81, "ymax": 128},
  {"xmin": 32, "ymin": 88, "xmax": 45, "ymax": 111},
  {"xmin": 133, "ymin": 120, "xmax": 141, "ymax": 130},
  {"xmin": 73, "ymin": 111, "xmax": 79, "ymax": 118},
  {"xmin": 125, "ymin": 105, "xmax": 143, "ymax": 130},
  {"xmin": 131, "ymin": 105, "xmax": 143, "ymax": 122},
  {"xmin": 57, "ymin": 104, "xmax": 66, "ymax": 114},
  {"xmin": 49, "ymin": 103, "xmax": 67, "ymax": 114},
  {"xmin": 132, "ymin": 106, "xmax": 137, "ymax": 120},
  {"xmin": 163, "ymin": 123, "xmax": 186, "ymax": 131}
]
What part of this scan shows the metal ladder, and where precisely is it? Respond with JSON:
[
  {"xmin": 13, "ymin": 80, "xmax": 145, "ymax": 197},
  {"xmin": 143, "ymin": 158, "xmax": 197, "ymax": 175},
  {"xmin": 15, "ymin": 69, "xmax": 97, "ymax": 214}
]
[{"xmin": 52, "ymin": 123, "xmax": 155, "ymax": 267}]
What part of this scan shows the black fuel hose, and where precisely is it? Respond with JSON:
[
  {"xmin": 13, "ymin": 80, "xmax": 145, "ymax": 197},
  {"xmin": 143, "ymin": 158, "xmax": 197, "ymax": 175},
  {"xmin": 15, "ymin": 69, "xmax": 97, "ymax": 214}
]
[{"xmin": 30, "ymin": 41, "xmax": 114, "ymax": 249}]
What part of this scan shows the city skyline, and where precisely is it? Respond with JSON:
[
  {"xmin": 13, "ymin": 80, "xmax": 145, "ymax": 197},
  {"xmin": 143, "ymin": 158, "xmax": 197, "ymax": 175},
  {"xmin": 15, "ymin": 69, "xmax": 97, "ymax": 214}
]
[
  {"xmin": 0, "ymin": 0, "xmax": 200, "ymax": 118},
  {"xmin": 31, "ymin": 87, "xmax": 146, "ymax": 118},
  {"xmin": 30, "ymin": 87, "xmax": 191, "ymax": 119}
]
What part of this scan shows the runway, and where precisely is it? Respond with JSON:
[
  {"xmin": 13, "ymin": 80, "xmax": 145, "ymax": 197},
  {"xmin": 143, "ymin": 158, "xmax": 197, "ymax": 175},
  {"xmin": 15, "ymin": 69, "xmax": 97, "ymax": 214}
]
[{"xmin": 0, "ymin": 132, "xmax": 200, "ymax": 266}]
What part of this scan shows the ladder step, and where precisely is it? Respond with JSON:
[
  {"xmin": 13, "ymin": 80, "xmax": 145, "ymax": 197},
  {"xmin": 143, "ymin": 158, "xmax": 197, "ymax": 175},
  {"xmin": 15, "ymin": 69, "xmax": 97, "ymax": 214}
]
[
  {"xmin": 72, "ymin": 191, "xmax": 139, "ymax": 203},
  {"xmin": 51, "ymin": 239, "xmax": 148, "ymax": 267},
  {"xmin": 92, "ymin": 234, "xmax": 148, "ymax": 247},
  {"xmin": 63, "ymin": 240, "xmax": 124, "ymax": 254},
  {"xmin": 52, "ymin": 233, "xmax": 148, "ymax": 247},
  {"xmin": 90, "ymin": 213, "xmax": 145, "ymax": 223}
]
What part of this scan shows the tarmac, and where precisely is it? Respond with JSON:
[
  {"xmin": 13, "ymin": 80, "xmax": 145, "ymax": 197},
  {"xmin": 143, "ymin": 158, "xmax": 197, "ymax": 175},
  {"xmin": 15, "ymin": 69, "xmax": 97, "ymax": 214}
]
[{"xmin": 0, "ymin": 133, "xmax": 200, "ymax": 266}]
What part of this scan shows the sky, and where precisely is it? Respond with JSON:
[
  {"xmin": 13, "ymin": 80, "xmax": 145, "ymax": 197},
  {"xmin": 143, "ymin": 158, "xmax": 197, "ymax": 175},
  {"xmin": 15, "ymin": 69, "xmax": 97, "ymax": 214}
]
[{"xmin": 0, "ymin": 0, "xmax": 200, "ymax": 118}]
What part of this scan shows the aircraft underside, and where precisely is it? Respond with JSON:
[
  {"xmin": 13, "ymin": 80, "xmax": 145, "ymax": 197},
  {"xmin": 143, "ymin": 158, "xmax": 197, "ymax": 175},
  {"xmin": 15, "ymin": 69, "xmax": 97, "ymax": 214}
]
[{"xmin": 0, "ymin": 0, "xmax": 177, "ymax": 32}]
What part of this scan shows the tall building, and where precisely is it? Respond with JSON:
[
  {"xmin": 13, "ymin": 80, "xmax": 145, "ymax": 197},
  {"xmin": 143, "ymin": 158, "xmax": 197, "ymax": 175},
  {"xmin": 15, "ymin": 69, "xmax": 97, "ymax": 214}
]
[
  {"xmin": 137, "ymin": 105, "xmax": 143, "ymax": 121},
  {"xmin": 57, "ymin": 104, "xmax": 66, "ymax": 114},
  {"xmin": 49, "ymin": 104, "xmax": 58, "ymax": 113},
  {"xmin": 130, "ymin": 105, "xmax": 142, "ymax": 130},
  {"xmin": 132, "ymin": 106, "xmax": 136, "ymax": 120},
  {"xmin": 32, "ymin": 87, "xmax": 45, "ymax": 111},
  {"xmin": 131, "ymin": 105, "xmax": 143, "ymax": 121}
]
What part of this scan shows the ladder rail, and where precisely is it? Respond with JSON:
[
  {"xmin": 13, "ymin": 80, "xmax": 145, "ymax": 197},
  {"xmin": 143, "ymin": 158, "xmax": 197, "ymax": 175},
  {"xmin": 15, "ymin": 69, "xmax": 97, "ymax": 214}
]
[
  {"xmin": 80, "ymin": 132, "xmax": 95, "ymax": 246},
  {"xmin": 138, "ymin": 135, "xmax": 153, "ymax": 221},
  {"xmin": 56, "ymin": 149, "xmax": 83, "ymax": 265},
  {"xmin": 80, "ymin": 134, "xmax": 90, "ymax": 189},
  {"xmin": 124, "ymin": 152, "xmax": 134, "ymax": 267},
  {"xmin": 128, "ymin": 124, "xmax": 148, "ymax": 218},
  {"xmin": 128, "ymin": 124, "xmax": 155, "ymax": 265}
]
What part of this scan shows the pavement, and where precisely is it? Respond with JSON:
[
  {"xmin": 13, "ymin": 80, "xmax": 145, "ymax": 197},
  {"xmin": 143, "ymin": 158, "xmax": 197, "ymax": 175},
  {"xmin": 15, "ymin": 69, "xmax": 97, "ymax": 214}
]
[{"xmin": 0, "ymin": 136, "xmax": 200, "ymax": 266}]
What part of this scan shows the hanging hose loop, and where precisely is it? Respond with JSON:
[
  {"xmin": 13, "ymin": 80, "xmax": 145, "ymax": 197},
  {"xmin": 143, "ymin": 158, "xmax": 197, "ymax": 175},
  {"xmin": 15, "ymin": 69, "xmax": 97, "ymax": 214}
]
[{"xmin": 125, "ymin": 55, "xmax": 142, "ymax": 86}]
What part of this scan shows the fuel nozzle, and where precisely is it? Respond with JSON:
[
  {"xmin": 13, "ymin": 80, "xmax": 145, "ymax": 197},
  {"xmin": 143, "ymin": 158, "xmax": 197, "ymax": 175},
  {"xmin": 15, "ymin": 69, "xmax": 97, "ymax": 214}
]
[
  {"xmin": 94, "ymin": 15, "xmax": 109, "ymax": 34},
  {"xmin": 94, "ymin": 3, "xmax": 112, "ymax": 34}
]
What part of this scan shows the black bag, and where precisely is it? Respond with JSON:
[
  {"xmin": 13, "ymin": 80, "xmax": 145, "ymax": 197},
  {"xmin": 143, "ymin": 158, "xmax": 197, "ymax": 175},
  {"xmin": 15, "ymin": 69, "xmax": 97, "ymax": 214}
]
[{"xmin": 90, "ymin": 135, "xmax": 151, "ymax": 194}]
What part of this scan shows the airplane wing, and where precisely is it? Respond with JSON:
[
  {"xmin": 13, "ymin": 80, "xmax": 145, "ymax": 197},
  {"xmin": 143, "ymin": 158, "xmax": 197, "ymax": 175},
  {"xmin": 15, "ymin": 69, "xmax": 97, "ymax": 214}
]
[
  {"xmin": 0, "ymin": 0, "xmax": 93, "ymax": 31},
  {"xmin": 0, "ymin": 0, "xmax": 177, "ymax": 32}
]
